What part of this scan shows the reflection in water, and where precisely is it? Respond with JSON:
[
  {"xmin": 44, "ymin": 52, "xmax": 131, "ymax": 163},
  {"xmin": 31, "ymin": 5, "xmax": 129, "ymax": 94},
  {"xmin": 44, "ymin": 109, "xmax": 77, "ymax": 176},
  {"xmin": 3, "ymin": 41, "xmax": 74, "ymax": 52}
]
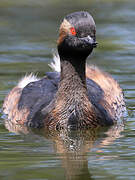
[{"xmin": 5, "ymin": 119, "xmax": 124, "ymax": 180}]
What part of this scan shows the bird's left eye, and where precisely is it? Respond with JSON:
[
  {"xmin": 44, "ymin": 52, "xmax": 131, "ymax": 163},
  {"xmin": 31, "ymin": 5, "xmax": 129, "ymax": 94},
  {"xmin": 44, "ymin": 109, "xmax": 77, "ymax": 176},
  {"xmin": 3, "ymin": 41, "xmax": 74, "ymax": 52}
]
[{"xmin": 70, "ymin": 27, "xmax": 76, "ymax": 36}]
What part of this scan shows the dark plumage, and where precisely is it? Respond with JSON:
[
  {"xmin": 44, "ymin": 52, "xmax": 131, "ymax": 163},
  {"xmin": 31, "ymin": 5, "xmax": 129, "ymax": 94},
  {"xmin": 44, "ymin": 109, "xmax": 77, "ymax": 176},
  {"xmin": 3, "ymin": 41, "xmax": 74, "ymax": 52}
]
[{"xmin": 3, "ymin": 11, "xmax": 126, "ymax": 130}]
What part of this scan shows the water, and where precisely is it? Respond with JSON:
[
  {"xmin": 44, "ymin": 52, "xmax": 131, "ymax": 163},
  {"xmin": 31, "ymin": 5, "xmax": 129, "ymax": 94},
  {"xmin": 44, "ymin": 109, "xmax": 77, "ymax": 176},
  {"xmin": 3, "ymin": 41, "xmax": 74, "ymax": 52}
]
[{"xmin": 0, "ymin": 0, "xmax": 135, "ymax": 179}]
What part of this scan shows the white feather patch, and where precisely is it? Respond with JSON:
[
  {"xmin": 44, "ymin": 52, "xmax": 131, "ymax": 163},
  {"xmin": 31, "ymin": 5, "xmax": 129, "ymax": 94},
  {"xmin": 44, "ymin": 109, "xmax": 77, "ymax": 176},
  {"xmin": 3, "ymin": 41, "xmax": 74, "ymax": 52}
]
[
  {"xmin": 18, "ymin": 73, "xmax": 39, "ymax": 88},
  {"xmin": 49, "ymin": 52, "xmax": 61, "ymax": 72}
]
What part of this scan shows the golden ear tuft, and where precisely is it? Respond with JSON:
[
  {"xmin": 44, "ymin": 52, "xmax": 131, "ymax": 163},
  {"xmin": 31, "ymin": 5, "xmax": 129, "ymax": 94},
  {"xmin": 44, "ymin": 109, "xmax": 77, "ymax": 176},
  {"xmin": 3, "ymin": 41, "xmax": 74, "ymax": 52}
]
[{"xmin": 57, "ymin": 19, "xmax": 72, "ymax": 45}]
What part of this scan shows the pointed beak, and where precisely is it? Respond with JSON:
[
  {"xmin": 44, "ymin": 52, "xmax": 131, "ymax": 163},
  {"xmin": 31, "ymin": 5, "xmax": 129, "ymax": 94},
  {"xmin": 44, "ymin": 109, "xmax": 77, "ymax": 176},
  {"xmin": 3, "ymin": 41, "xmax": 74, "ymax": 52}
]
[
  {"xmin": 92, "ymin": 40, "xmax": 98, "ymax": 48},
  {"xmin": 81, "ymin": 35, "xmax": 98, "ymax": 48}
]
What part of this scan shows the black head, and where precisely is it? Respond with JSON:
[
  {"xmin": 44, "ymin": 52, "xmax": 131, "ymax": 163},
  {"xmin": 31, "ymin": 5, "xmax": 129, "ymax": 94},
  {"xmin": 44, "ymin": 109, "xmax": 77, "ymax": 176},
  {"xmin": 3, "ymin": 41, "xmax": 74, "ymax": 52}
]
[{"xmin": 57, "ymin": 11, "xmax": 97, "ymax": 59}]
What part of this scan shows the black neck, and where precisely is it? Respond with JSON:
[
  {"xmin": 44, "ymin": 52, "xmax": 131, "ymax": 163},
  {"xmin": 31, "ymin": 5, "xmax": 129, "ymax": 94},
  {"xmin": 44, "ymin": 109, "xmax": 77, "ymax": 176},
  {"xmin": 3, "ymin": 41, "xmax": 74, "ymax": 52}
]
[
  {"xmin": 56, "ymin": 43, "xmax": 93, "ymax": 100},
  {"xmin": 60, "ymin": 55, "xmax": 86, "ymax": 86}
]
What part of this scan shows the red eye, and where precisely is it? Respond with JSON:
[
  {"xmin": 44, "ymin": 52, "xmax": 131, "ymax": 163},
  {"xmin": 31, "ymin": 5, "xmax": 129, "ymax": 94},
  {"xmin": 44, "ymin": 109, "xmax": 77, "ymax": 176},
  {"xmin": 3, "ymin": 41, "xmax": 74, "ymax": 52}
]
[{"xmin": 70, "ymin": 27, "xmax": 76, "ymax": 36}]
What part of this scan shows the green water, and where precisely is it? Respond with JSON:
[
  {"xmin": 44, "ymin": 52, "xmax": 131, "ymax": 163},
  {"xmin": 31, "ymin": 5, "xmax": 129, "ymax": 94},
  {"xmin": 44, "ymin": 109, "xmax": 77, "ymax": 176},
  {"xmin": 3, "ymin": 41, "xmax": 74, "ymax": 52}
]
[{"xmin": 0, "ymin": 0, "xmax": 135, "ymax": 179}]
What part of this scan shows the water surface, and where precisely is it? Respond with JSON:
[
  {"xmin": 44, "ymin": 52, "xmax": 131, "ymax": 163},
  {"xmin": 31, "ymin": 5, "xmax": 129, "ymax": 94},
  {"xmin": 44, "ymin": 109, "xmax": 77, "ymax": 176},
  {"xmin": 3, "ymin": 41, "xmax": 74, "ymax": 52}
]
[{"xmin": 0, "ymin": 0, "xmax": 135, "ymax": 179}]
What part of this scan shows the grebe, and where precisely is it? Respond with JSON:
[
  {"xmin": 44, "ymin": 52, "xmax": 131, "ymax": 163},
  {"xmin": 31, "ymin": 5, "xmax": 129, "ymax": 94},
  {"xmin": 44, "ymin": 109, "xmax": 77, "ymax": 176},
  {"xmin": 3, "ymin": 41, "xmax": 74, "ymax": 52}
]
[{"xmin": 3, "ymin": 11, "xmax": 126, "ymax": 130}]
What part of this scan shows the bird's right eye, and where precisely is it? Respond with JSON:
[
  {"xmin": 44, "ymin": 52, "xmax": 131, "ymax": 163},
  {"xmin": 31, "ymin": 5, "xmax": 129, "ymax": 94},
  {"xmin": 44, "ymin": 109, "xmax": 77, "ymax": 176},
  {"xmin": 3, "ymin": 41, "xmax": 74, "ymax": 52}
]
[{"xmin": 70, "ymin": 27, "xmax": 77, "ymax": 36}]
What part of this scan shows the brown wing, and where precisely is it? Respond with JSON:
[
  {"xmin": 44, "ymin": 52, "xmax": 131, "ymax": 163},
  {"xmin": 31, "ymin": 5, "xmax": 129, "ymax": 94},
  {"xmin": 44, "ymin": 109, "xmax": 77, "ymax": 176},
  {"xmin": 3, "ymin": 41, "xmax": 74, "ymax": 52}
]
[
  {"xmin": 3, "ymin": 73, "xmax": 59, "ymax": 126},
  {"xmin": 3, "ymin": 87, "xmax": 29, "ymax": 125},
  {"xmin": 86, "ymin": 65, "xmax": 126, "ymax": 121}
]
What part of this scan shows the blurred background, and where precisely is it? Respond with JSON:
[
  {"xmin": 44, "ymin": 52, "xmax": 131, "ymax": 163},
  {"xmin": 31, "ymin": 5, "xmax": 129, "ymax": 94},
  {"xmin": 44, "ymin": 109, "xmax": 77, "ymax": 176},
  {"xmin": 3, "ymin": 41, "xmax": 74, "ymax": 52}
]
[{"xmin": 0, "ymin": 0, "xmax": 135, "ymax": 179}]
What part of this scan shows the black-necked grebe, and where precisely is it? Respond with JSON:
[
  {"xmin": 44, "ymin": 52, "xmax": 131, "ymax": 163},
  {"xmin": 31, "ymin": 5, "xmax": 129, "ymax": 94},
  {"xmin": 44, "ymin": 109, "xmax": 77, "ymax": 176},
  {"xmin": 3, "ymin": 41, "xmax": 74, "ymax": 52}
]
[{"xmin": 3, "ymin": 11, "xmax": 126, "ymax": 130}]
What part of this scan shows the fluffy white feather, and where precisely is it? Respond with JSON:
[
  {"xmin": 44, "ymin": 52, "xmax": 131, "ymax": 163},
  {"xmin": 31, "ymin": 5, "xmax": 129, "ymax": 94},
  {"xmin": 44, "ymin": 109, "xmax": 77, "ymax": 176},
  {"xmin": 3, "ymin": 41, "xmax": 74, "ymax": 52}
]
[
  {"xmin": 18, "ymin": 73, "xmax": 39, "ymax": 88},
  {"xmin": 49, "ymin": 52, "xmax": 61, "ymax": 72},
  {"xmin": 17, "ymin": 52, "xmax": 60, "ymax": 89}
]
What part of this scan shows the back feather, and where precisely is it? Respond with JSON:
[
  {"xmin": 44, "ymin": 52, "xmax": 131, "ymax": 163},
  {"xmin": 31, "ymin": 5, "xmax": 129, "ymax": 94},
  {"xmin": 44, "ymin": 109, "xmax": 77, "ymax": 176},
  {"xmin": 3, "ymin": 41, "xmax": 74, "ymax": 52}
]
[{"xmin": 18, "ymin": 73, "xmax": 39, "ymax": 89}]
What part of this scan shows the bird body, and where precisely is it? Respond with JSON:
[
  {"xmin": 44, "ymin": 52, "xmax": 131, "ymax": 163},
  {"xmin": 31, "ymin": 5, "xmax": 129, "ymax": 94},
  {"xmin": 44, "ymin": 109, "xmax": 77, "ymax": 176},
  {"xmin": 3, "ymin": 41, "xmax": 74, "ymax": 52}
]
[{"xmin": 3, "ymin": 11, "xmax": 126, "ymax": 130}]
